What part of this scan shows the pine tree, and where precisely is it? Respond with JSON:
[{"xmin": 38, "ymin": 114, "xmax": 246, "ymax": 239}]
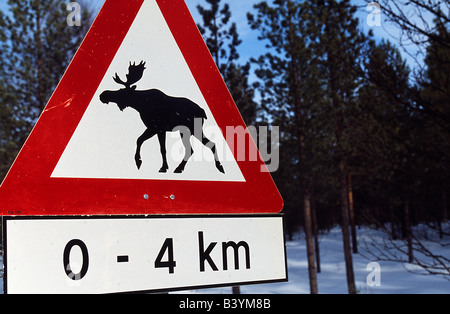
[
  {"xmin": 248, "ymin": 0, "xmax": 320, "ymax": 294},
  {"xmin": 197, "ymin": 0, "xmax": 234, "ymax": 69},
  {"xmin": 422, "ymin": 20, "xmax": 450, "ymax": 138},
  {"xmin": 372, "ymin": 0, "xmax": 450, "ymax": 135},
  {"xmin": 420, "ymin": 20, "xmax": 450, "ymax": 234},
  {"xmin": 196, "ymin": 0, "xmax": 257, "ymax": 126},
  {"xmin": 355, "ymin": 35, "xmax": 450, "ymax": 270},
  {"xmin": 0, "ymin": 9, "xmax": 21, "ymax": 179},
  {"xmin": 371, "ymin": 0, "xmax": 450, "ymax": 52},
  {"xmin": 305, "ymin": 0, "xmax": 368, "ymax": 294},
  {"xmin": 357, "ymin": 39, "xmax": 414, "ymax": 255},
  {"xmin": 0, "ymin": 0, "xmax": 93, "ymax": 180}
]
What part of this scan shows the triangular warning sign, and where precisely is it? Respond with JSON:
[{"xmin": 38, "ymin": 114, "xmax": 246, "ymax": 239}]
[{"xmin": 0, "ymin": 0, "xmax": 283, "ymax": 216}]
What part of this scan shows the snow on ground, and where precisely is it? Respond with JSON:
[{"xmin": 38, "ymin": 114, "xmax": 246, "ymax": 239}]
[{"xmin": 1, "ymin": 226, "xmax": 449, "ymax": 294}]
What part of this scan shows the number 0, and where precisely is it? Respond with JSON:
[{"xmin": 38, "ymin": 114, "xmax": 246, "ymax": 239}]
[{"xmin": 64, "ymin": 239, "xmax": 89, "ymax": 280}]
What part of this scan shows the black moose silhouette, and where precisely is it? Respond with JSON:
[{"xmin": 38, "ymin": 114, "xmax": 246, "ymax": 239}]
[{"xmin": 99, "ymin": 61, "xmax": 225, "ymax": 174}]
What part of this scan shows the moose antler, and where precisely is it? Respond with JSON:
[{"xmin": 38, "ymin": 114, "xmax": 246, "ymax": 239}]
[{"xmin": 113, "ymin": 61, "xmax": 147, "ymax": 88}]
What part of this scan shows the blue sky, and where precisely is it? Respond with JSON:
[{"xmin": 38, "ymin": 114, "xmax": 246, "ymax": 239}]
[
  {"xmin": 87, "ymin": 0, "xmax": 422, "ymax": 68},
  {"xmin": 0, "ymin": 0, "xmax": 425, "ymax": 71},
  {"xmin": 90, "ymin": 0, "xmax": 269, "ymax": 65},
  {"xmin": 185, "ymin": 0, "xmax": 427, "ymax": 72},
  {"xmin": 185, "ymin": 0, "xmax": 267, "ymax": 64}
]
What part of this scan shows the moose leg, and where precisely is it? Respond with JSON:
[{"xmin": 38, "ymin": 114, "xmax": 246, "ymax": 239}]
[
  {"xmin": 194, "ymin": 131, "xmax": 225, "ymax": 174},
  {"xmin": 174, "ymin": 132, "xmax": 194, "ymax": 174},
  {"xmin": 157, "ymin": 132, "xmax": 169, "ymax": 173},
  {"xmin": 136, "ymin": 129, "xmax": 157, "ymax": 170}
]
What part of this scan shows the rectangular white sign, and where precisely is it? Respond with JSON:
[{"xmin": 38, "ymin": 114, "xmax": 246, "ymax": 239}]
[{"xmin": 3, "ymin": 215, "xmax": 287, "ymax": 294}]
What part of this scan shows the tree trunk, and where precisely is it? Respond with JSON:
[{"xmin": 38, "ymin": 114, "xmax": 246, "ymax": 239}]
[
  {"xmin": 348, "ymin": 174, "xmax": 358, "ymax": 254},
  {"xmin": 389, "ymin": 196, "xmax": 398, "ymax": 240},
  {"xmin": 311, "ymin": 191, "xmax": 321, "ymax": 273},
  {"xmin": 443, "ymin": 191, "xmax": 448, "ymax": 224},
  {"xmin": 404, "ymin": 199, "xmax": 414, "ymax": 264},
  {"xmin": 340, "ymin": 162, "xmax": 356, "ymax": 294},
  {"xmin": 285, "ymin": 0, "xmax": 318, "ymax": 294},
  {"xmin": 304, "ymin": 191, "xmax": 318, "ymax": 294},
  {"xmin": 441, "ymin": 191, "xmax": 448, "ymax": 239}
]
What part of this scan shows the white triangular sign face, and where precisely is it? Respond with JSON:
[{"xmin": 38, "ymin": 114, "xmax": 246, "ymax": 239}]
[{"xmin": 52, "ymin": 0, "xmax": 244, "ymax": 182}]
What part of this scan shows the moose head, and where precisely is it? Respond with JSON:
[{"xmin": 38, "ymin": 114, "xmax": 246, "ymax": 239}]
[{"xmin": 99, "ymin": 61, "xmax": 147, "ymax": 111}]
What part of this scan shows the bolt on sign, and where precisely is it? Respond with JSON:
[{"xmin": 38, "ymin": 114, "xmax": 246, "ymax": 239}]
[{"xmin": 0, "ymin": 0, "xmax": 285, "ymax": 294}]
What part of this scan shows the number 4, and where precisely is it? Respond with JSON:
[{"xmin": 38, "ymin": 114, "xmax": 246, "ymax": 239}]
[{"xmin": 155, "ymin": 238, "xmax": 177, "ymax": 274}]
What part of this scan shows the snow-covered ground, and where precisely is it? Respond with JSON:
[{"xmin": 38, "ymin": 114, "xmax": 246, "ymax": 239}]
[{"xmin": 1, "ymin": 226, "xmax": 449, "ymax": 294}]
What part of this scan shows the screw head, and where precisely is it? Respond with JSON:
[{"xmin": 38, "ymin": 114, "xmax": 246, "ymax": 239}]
[
  {"xmin": 170, "ymin": 195, "xmax": 175, "ymax": 200},
  {"xmin": 143, "ymin": 194, "xmax": 149, "ymax": 200}
]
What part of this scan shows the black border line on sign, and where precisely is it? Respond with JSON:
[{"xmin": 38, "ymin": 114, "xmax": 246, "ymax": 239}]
[{"xmin": 3, "ymin": 214, "xmax": 288, "ymax": 295}]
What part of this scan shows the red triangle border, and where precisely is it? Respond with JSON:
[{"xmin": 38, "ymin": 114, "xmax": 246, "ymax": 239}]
[{"xmin": 0, "ymin": 0, "xmax": 283, "ymax": 216}]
